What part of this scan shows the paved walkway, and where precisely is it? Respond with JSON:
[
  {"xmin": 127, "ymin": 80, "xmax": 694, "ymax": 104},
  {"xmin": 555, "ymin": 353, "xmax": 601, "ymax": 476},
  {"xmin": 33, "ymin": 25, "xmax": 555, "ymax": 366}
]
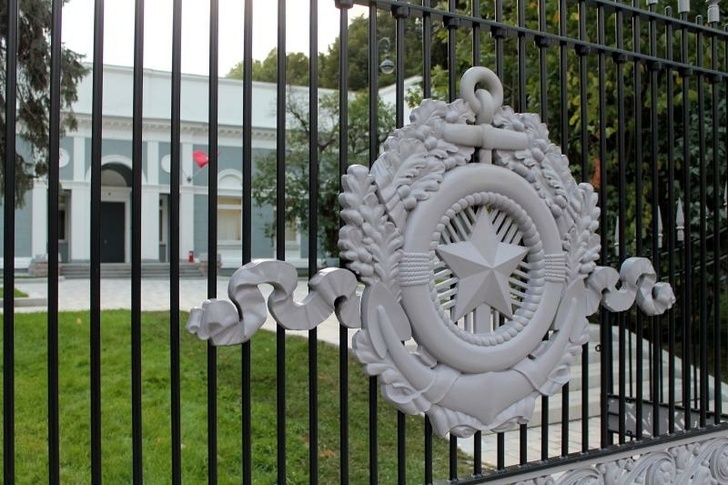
[{"xmin": 13, "ymin": 276, "xmax": 352, "ymax": 345}]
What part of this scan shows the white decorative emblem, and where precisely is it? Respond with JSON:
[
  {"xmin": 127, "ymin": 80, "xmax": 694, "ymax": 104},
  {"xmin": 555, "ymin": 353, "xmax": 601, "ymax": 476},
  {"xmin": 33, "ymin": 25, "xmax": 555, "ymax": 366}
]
[{"xmin": 186, "ymin": 67, "xmax": 675, "ymax": 438}]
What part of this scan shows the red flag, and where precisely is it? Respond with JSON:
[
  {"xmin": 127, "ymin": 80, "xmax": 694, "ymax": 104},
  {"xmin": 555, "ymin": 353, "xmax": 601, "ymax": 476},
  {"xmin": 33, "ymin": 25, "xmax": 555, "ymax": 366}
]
[{"xmin": 193, "ymin": 150, "xmax": 209, "ymax": 168}]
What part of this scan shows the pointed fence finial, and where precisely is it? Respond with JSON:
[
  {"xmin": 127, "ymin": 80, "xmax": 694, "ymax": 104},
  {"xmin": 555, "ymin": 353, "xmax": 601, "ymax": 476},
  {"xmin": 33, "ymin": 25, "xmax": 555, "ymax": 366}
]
[
  {"xmin": 676, "ymin": 198, "xmax": 685, "ymax": 242},
  {"xmin": 657, "ymin": 205, "xmax": 664, "ymax": 249}
]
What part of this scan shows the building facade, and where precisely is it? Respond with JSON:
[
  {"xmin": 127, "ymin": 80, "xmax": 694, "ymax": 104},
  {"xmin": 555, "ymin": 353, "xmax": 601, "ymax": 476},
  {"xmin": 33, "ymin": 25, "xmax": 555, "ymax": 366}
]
[
  {"xmin": 8, "ymin": 65, "xmax": 295, "ymax": 270},
  {"xmin": 5, "ymin": 64, "xmax": 414, "ymax": 272}
]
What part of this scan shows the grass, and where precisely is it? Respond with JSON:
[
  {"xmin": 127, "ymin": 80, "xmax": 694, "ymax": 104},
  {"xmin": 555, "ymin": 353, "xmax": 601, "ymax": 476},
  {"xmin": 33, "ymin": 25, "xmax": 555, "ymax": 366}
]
[
  {"xmin": 0, "ymin": 287, "xmax": 28, "ymax": 298},
  {"xmin": 0, "ymin": 311, "xmax": 472, "ymax": 483}
]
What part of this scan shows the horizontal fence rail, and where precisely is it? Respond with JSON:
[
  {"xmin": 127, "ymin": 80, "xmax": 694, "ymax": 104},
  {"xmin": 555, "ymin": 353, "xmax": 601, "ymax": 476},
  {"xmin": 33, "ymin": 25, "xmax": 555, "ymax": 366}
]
[{"xmin": 1, "ymin": 0, "xmax": 727, "ymax": 483}]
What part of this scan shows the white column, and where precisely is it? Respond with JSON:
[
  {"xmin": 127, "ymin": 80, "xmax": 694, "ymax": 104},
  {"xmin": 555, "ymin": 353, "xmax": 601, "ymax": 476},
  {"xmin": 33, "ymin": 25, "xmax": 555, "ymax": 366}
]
[
  {"xmin": 142, "ymin": 187, "xmax": 159, "ymax": 260},
  {"xmin": 178, "ymin": 143, "xmax": 195, "ymax": 261},
  {"xmin": 69, "ymin": 136, "xmax": 89, "ymax": 261},
  {"xmin": 147, "ymin": 141, "xmax": 159, "ymax": 186},
  {"xmin": 179, "ymin": 187, "xmax": 195, "ymax": 261},
  {"xmin": 143, "ymin": 142, "xmax": 160, "ymax": 260},
  {"xmin": 182, "ymin": 142, "xmax": 193, "ymax": 187},
  {"xmin": 31, "ymin": 179, "xmax": 48, "ymax": 258},
  {"xmin": 73, "ymin": 136, "xmax": 86, "ymax": 182},
  {"xmin": 70, "ymin": 186, "xmax": 90, "ymax": 261}
]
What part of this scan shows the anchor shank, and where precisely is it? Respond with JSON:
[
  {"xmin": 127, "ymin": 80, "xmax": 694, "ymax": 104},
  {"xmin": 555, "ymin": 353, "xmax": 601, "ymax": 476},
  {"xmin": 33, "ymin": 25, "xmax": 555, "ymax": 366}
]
[{"xmin": 442, "ymin": 124, "xmax": 529, "ymax": 164}]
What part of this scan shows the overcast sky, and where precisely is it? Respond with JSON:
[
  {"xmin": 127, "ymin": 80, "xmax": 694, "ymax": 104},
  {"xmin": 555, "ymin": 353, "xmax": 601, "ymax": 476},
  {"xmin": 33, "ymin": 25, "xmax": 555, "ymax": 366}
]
[{"xmin": 62, "ymin": 0, "xmax": 367, "ymax": 76}]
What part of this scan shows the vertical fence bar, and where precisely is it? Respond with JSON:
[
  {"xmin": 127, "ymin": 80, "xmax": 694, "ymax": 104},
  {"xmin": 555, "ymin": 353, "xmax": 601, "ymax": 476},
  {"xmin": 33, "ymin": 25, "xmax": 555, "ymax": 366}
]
[
  {"xmin": 679, "ymin": 7, "xmax": 693, "ymax": 430},
  {"xmin": 308, "ymin": 1, "xmax": 320, "ymax": 483},
  {"xmin": 47, "ymin": 0, "xmax": 63, "ymax": 482},
  {"xmin": 207, "ymin": 0, "xmax": 219, "ymax": 483},
  {"xmin": 558, "ymin": 0, "xmax": 570, "ymax": 458},
  {"xmin": 724, "ymin": 23, "xmax": 728, "ymax": 429},
  {"xmin": 447, "ymin": 0, "xmax": 458, "ymax": 102},
  {"xmin": 536, "ymin": 0, "xmax": 550, "ymax": 461},
  {"xmin": 208, "ymin": 4, "xmax": 219, "ymax": 293},
  {"xmin": 424, "ymin": 418, "xmax": 433, "ymax": 483},
  {"xmin": 497, "ymin": 432, "xmax": 504, "ymax": 470},
  {"xmin": 335, "ymin": 3, "xmax": 351, "ymax": 482},
  {"xmin": 472, "ymin": 0, "xmax": 480, "ymax": 66},
  {"xmin": 633, "ymin": 4, "xmax": 645, "ymax": 442},
  {"xmin": 494, "ymin": 1, "xmax": 504, "ymax": 79},
  {"xmin": 422, "ymin": 0, "xmax": 432, "ymax": 98},
  {"xmin": 516, "ymin": 0, "xmax": 526, "ymax": 110},
  {"xmin": 471, "ymin": 3, "xmax": 483, "ymax": 475},
  {"xmin": 615, "ymin": 5, "xmax": 628, "ymax": 446},
  {"xmin": 2, "ymin": 0, "xmax": 18, "ymax": 482},
  {"xmin": 597, "ymin": 2, "xmax": 612, "ymax": 448},
  {"xmin": 131, "ymin": 0, "xmax": 145, "ymax": 480},
  {"xmin": 577, "ymin": 0, "xmax": 590, "ymax": 453},
  {"xmin": 169, "ymin": 0, "xmax": 183, "ymax": 481},
  {"xmin": 710, "ymin": 15, "xmax": 722, "ymax": 424},
  {"xmin": 449, "ymin": 436, "xmax": 458, "ymax": 481},
  {"xmin": 447, "ymin": 1, "xmax": 459, "ymax": 470},
  {"xmin": 368, "ymin": 6, "xmax": 379, "ymax": 483},
  {"xmin": 275, "ymin": 1, "xmax": 288, "ymax": 483},
  {"xmin": 695, "ymin": 16, "xmax": 709, "ymax": 429},
  {"xmin": 393, "ymin": 5, "xmax": 408, "ymax": 483},
  {"xmin": 517, "ymin": 0, "xmax": 528, "ymax": 462},
  {"xmin": 242, "ymin": 0, "xmax": 254, "ymax": 482},
  {"xmin": 90, "ymin": 0, "xmax": 105, "ymax": 480},
  {"xmin": 422, "ymin": 2, "xmax": 433, "ymax": 479},
  {"xmin": 648, "ymin": 2, "xmax": 661, "ymax": 439},
  {"xmin": 207, "ymin": 1, "xmax": 220, "ymax": 481},
  {"xmin": 665, "ymin": 6, "xmax": 677, "ymax": 435}
]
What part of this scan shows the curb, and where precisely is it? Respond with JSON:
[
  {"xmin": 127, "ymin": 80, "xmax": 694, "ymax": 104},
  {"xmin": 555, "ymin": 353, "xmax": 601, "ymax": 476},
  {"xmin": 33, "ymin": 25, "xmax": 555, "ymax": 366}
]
[{"xmin": 0, "ymin": 297, "xmax": 48, "ymax": 308}]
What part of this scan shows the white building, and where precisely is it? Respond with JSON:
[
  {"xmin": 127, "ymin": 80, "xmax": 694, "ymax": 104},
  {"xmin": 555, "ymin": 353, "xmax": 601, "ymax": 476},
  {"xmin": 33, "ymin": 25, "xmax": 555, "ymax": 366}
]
[{"xmin": 7, "ymin": 64, "xmax": 417, "ymax": 272}]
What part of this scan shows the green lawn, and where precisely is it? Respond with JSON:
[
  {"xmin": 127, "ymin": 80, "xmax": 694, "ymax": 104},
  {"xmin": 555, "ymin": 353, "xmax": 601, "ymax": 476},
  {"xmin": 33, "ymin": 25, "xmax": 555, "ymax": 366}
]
[
  {"xmin": 0, "ymin": 287, "xmax": 28, "ymax": 298},
  {"xmin": 0, "ymin": 311, "xmax": 472, "ymax": 483}
]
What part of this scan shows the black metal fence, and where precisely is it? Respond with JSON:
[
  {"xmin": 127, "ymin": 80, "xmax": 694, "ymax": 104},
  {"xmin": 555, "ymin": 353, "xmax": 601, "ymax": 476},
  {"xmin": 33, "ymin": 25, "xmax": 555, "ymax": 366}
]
[{"xmin": 2, "ymin": 0, "xmax": 728, "ymax": 483}]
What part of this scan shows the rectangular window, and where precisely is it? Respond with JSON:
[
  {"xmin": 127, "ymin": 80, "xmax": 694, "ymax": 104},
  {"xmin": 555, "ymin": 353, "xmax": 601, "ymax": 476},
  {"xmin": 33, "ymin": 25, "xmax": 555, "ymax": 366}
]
[{"xmin": 218, "ymin": 196, "xmax": 242, "ymax": 242}]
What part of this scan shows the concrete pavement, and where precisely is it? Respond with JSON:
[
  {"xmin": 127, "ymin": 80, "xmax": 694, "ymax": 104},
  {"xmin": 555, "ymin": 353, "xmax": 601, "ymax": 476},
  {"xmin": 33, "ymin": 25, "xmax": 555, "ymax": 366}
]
[{"xmin": 12, "ymin": 276, "xmax": 353, "ymax": 346}]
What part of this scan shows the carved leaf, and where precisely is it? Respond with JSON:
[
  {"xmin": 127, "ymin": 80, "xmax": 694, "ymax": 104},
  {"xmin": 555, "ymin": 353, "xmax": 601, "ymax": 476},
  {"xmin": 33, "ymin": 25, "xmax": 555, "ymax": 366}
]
[
  {"xmin": 339, "ymin": 165, "xmax": 379, "ymax": 283},
  {"xmin": 370, "ymin": 98, "xmax": 475, "ymax": 230}
]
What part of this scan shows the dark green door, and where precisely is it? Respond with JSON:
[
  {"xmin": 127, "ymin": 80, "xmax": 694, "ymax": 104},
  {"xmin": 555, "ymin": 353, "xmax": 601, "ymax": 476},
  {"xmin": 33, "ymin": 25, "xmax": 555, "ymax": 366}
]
[{"xmin": 101, "ymin": 202, "xmax": 125, "ymax": 263}]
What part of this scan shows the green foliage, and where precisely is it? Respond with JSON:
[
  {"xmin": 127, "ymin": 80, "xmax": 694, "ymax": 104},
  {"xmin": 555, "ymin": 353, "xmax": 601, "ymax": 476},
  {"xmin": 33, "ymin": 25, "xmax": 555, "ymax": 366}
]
[
  {"xmin": 232, "ymin": 9, "xmax": 442, "ymax": 260},
  {"xmin": 0, "ymin": 0, "xmax": 88, "ymax": 207},
  {"xmin": 0, "ymin": 286, "xmax": 28, "ymax": 297},
  {"xmin": 252, "ymin": 91, "xmax": 395, "ymax": 258},
  {"xmin": 228, "ymin": 9, "xmax": 443, "ymax": 90},
  {"xmin": 2, "ymin": 310, "xmax": 471, "ymax": 482},
  {"xmin": 228, "ymin": 49, "xmax": 312, "ymax": 86},
  {"xmin": 319, "ymin": 10, "xmax": 444, "ymax": 90},
  {"xmin": 427, "ymin": 0, "xmax": 728, "ymax": 259}
]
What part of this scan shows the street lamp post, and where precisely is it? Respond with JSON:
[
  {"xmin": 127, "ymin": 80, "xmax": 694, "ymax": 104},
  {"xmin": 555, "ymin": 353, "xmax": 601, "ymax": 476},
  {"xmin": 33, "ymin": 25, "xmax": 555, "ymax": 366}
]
[{"xmin": 378, "ymin": 37, "xmax": 394, "ymax": 75}]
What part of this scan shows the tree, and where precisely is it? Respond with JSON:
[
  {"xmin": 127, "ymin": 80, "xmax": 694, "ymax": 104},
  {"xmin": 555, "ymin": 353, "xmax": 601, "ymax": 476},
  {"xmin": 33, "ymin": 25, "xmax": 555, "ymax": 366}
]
[
  {"xmin": 228, "ymin": 49, "xmax": 311, "ymax": 86},
  {"xmin": 318, "ymin": 10, "xmax": 444, "ymax": 90},
  {"xmin": 252, "ymin": 91, "xmax": 395, "ymax": 258},
  {"xmin": 0, "ymin": 0, "xmax": 88, "ymax": 207},
  {"xmin": 425, "ymin": 0, "xmax": 727, "ymax": 256},
  {"xmin": 229, "ymin": 9, "xmax": 445, "ymax": 90}
]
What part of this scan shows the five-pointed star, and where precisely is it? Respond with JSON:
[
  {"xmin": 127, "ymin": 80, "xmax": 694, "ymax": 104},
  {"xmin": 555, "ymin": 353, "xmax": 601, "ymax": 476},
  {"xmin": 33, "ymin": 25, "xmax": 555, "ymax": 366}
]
[{"xmin": 436, "ymin": 209, "xmax": 528, "ymax": 322}]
